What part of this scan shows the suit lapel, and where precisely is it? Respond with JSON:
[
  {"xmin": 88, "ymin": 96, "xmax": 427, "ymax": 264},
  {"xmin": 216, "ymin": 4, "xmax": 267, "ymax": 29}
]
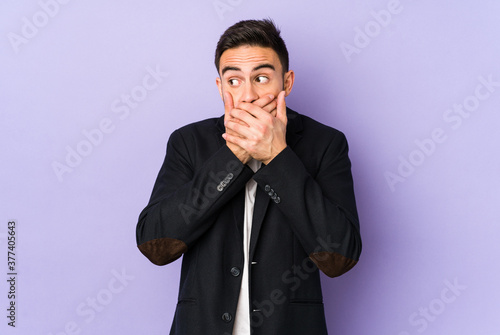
[
  {"xmin": 216, "ymin": 108, "xmax": 303, "ymax": 258},
  {"xmin": 248, "ymin": 186, "xmax": 270, "ymax": 261},
  {"xmin": 284, "ymin": 107, "xmax": 303, "ymax": 148},
  {"xmin": 231, "ymin": 190, "xmax": 245, "ymax": 239},
  {"xmin": 248, "ymin": 108, "xmax": 303, "ymax": 260}
]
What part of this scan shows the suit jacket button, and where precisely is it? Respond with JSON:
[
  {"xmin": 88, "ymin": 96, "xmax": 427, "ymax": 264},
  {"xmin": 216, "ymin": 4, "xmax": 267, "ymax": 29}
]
[
  {"xmin": 222, "ymin": 312, "xmax": 232, "ymax": 322},
  {"xmin": 230, "ymin": 267, "xmax": 241, "ymax": 277},
  {"xmin": 264, "ymin": 185, "xmax": 271, "ymax": 192},
  {"xmin": 275, "ymin": 197, "xmax": 281, "ymax": 204}
]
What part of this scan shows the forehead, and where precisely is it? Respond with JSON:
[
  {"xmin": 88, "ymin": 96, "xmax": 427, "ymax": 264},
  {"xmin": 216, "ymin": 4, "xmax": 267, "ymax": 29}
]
[{"xmin": 219, "ymin": 45, "xmax": 281, "ymax": 73}]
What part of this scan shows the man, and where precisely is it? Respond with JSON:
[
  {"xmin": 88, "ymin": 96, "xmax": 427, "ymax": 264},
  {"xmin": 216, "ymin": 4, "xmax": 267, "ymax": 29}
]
[{"xmin": 136, "ymin": 19, "xmax": 361, "ymax": 335}]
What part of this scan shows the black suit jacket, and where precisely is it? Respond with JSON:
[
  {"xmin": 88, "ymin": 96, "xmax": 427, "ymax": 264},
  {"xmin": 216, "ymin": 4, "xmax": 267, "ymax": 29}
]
[{"xmin": 136, "ymin": 108, "xmax": 362, "ymax": 335}]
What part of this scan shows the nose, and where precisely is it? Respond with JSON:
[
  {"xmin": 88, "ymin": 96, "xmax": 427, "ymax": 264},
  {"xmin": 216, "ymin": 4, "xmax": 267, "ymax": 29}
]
[{"xmin": 241, "ymin": 83, "xmax": 258, "ymax": 103}]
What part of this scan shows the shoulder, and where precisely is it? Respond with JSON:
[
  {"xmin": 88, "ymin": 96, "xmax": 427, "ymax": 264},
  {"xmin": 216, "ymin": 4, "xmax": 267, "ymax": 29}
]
[
  {"xmin": 289, "ymin": 108, "xmax": 348, "ymax": 146},
  {"xmin": 168, "ymin": 115, "xmax": 223, "ymax": 144},
  {"xmin": 174, "ymin": 116, "xmax": 222, "ymax": 135}
]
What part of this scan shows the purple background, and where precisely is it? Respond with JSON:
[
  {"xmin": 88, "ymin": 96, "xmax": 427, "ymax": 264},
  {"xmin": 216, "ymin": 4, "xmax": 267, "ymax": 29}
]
[{"xmin": 1, "ymin": 1, "xmax": 499, "ymax": 334}]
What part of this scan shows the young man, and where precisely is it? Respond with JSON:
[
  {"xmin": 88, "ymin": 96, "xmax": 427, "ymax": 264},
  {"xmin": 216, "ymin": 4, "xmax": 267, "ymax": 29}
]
[{"xmin": 136, "ymin": 19, "xmax": 361, "ymax": 335}]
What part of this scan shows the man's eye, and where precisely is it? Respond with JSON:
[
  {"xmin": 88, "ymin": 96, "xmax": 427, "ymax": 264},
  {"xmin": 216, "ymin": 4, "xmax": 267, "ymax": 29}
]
[
  {"xmin": 256, "ymin": 76, "xmax": 269, "ymax": 84},
  {"xmin": 228, "ymin": 79, "xmax": 240, "ymax": 86}
]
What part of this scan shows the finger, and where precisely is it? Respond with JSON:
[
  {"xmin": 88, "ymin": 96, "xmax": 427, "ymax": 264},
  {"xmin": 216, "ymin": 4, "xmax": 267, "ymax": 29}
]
[
  {"xmin": 224, "ymin": 92, "xmax": 250, "ymax": 126},
  {"xmin": 225, "ymin": 118, "xmax": 252, "ymax": 138},
  {"xmin": 262, "ymin": 99, "xmax": 278, "ymax": 114},
  {"xmin": 237, "ymin": 94, "xmax": 275, "ymax": 117},
  {"xmin": 237, "ymin": 100, "xmax": 273, "ymax": 121},
  {"xmin": 222, "ymin": 132, "xmax": 248, "ymax": 150},
  {"xmin": 229, "ymin": 107, "xmax": 263, "ymax": 130},
  {"xmin": 226, "ymin": 116, "xmax": 249, "ymax": 127},
  {"xmin": 236, "ymin": 94, "xmax": 276, "ymax": 123},
  {"xmin": 251, "ymin": 94, "xmax": 275, "ymax": 109},
  {"xmin": 270, "ymin": 107, "xmax": 278, "ymax": 118},
  {"xmin": 276, "ymin": 91, "xmax": 287, "ymax": 124},
  {"xmin": 226, "ymin": 126, "xmax": 245, "ymax": 137},
  {"xmin": 223, "ymin": 91, "xmax": 234, "ymax": 122}
]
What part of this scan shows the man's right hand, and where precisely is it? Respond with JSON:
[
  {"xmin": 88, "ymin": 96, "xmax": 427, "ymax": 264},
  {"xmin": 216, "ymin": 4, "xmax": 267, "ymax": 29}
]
[{"xmin": 223, "ymin": 92, "xmax": 277, "ymax": 164}]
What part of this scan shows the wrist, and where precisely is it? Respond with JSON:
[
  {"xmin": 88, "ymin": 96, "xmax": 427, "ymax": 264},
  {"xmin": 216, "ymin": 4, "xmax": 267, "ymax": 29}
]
[{"xmin": 262, "ymin": 145, "xmax": 286, "ymax": 165}]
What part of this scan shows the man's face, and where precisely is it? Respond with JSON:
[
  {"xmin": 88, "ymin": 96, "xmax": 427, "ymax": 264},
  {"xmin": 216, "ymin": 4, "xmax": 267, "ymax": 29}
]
[{"xmin": 216, "ymin": 45, "xmax": 294, "ymax": 111}]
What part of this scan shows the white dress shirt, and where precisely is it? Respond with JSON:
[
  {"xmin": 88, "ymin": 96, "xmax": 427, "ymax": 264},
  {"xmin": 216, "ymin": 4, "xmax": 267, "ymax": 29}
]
[{"xmin": 232, "ymin": 158, "xmax": 262, "ymax": 335}]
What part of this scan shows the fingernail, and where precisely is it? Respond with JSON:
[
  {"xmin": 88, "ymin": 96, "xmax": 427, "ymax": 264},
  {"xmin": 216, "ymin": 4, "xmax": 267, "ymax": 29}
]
[{"xmin": 268, "ymin": 94, "xmax": 274, "ymax": 99}]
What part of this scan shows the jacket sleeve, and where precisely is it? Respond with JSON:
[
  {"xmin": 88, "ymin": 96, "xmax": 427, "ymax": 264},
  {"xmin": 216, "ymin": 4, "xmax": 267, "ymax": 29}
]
[
  {"xmin": 252, "ymin": 130, "xmax": 361, "ymax": 278},
  {"xmin": 136, "ymin": 129, "xmax": 253, "ymax": 266}
]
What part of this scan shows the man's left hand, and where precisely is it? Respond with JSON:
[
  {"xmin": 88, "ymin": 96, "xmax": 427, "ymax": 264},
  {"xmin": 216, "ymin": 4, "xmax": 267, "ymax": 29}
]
[{"xmin": 223, "ymin": 91, "xmax": 287, "ymax": 165}]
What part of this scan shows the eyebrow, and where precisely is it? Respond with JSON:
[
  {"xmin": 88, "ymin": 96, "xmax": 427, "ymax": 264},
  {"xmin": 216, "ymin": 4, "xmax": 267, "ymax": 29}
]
[{"xmin": 221, "ymin": 63, "xmax": 276, "ymax": 76}]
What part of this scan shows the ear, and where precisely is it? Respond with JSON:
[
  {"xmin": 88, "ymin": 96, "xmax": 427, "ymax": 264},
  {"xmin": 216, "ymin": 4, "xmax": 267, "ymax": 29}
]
[
  {"xmin": 283, "ymin": 70, "xmax": 295, "ymax": 97},
  {"xmin": 216, "ymin": 77, "xmax": 224, "ymax": 101}
]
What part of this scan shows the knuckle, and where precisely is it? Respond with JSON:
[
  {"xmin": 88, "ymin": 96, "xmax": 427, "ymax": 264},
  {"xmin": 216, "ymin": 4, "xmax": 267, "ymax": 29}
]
[
  {"xmin": 239, "ymin": 102, "xmax": 250, "ymax": 110},
  {"xmin": 263, "ymin": 114, "xmax": 273, "ymax": 124}
]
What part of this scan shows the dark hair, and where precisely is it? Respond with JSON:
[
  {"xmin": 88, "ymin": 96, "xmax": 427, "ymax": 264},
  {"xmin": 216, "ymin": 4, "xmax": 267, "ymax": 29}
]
[{"xmin": 215, "ymin": 19, "xmax": 289, "ymax": 74}]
